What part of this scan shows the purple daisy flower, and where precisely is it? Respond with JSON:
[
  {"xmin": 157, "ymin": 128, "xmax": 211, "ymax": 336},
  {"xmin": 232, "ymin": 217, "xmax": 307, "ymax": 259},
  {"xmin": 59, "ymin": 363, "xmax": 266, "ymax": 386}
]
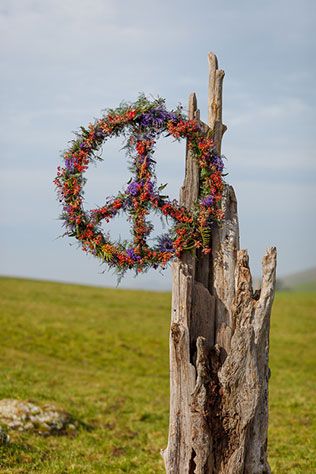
[
  {"xmin": 127, "ymin": 181, "xmax": 140, "ymax": 196},
  {"xmin": 63, "ymin": 205, "xmax": 72, "ymax": 214},
  {"xmin": 139, "ymin": 107, "xmax": 178, "ymax": 129},
  {"xmin": 126, "ymin": 248, "xmax": 141, "ymax": 261},
  {"xmin": 212, "ymin": 155, "xmax": 224, "ymax": 172},
  {"xmin": 79, "ymin": 142, "xmax": 89, "ymax": 151},
  {"xmin": 201, "ymin": 195, "xmax": 214, "ymax": 207},
  {"xmin": 94, "ymin": 128, "xmax": 105, "ymax": 140},
  {"xmin": 65, "ymin": 157, "xmax": 75, "ymax": 172},
  {"xmin": 157, "ymin": 234, "xmax": 175, "ymax": 253},
  {"xmin": 145, "ymin": 180, "xmax": 154, "ymax": 193}
]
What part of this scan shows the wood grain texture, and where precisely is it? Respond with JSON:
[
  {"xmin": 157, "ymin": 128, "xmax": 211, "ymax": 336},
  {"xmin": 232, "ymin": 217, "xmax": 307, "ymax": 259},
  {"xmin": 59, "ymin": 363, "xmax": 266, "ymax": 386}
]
[{"xmin": 163, "ymin": 53, "xmax": 276, "ymax": 473}]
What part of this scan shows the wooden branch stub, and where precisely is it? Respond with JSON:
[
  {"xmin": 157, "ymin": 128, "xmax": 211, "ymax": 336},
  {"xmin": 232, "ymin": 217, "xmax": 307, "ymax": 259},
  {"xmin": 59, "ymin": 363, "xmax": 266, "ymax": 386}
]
[
  {"xmin": 208, "ymin": 52, "xmax": 227, "ymax": 155},
  {"xmin": 180, "ymin": 93, "xmax": 200, "ymax": 211},
  {"xmin": 207, "ymin": 52, "xmax": 218, "ymax": 129}
]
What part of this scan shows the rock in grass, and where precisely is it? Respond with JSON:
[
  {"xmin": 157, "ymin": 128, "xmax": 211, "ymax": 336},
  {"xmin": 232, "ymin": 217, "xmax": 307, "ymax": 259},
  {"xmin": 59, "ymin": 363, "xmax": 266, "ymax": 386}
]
[{"xmin": 0, "ymin": 399, "xmax": 77, "ymax": 436}]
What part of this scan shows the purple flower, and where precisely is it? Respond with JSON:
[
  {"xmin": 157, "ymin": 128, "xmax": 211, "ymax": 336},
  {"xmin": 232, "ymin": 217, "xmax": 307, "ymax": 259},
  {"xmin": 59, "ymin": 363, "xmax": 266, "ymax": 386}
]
[
  {"xmin": 212, "ymin": 155, "xmax": 224, "ymax": 172},
  {"xmin": 126, "ymin": 181, "xmax": 140, "ymax": 196},
  {"xmin": 126, "ymin": 248, "xmax": 141, "ymax": 261},
  {"xmin": 145, "ymin": 180, "xmax": 154, "ymax": 193},
  {"xmin": 201, "ymin": 195, "xmax": 214, "ymax": 207},
  {"xmin": 139, "ymin": 107, "xmax": 177, "ymax": 129},
  {"xmin": 63, "ymin": 205, "xmax": 72, "ymax": 213},
  {"xmin": 65, "ymin": 157, "xmax": 75, "ymax": 172},
  {"xmin": 94, "ymin": 128, "xmax": 105, "ymax": 140},
  {"xmin": 157, "ymin": 234, "xmax": 175, "ymax": 253}
]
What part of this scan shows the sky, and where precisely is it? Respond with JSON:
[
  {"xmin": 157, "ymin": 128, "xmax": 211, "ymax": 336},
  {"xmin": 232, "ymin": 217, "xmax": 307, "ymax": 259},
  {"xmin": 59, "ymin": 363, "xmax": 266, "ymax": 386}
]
[{"xmin": 1, "ymin": 0, "xmax": 315, "ymax": 290}]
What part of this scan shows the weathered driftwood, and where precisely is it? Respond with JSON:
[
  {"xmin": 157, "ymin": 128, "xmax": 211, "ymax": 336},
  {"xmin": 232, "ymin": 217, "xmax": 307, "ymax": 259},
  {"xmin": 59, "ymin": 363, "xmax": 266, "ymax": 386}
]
[{"xmin": 162, "ymin": 53, "xmax": 277, "ymax": 473}]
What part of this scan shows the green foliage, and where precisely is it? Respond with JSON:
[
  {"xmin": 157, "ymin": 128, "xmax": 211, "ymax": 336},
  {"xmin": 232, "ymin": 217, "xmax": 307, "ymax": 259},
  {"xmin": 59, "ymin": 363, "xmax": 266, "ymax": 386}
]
[{"xmin": 0, "ymin": 277, "xmax": 315, "ymax": 473}]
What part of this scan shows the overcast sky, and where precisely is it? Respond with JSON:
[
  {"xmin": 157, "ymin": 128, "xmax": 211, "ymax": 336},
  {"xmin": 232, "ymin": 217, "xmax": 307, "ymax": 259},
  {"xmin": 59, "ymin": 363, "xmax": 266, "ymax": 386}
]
[{"xmin": 1, "ymin": 0, "xmax": 315, "ymax": 290}]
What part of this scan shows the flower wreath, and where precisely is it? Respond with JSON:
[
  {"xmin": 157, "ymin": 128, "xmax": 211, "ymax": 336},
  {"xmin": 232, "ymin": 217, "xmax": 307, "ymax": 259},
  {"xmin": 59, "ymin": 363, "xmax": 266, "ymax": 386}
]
[{"xmin": 54, "ymin": 95, "xmax": 225, "ymax": 275}]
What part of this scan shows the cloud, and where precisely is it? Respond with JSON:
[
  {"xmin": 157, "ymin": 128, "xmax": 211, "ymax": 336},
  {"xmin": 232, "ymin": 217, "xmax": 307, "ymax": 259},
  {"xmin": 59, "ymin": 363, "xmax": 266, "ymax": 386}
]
[
  {"xmin": 226, "ymin": 97, "xmax": 312, "ymax": 127},
  {"xmin": 1, "ymin": 0, "xmax": 315, "ymax": 287}
]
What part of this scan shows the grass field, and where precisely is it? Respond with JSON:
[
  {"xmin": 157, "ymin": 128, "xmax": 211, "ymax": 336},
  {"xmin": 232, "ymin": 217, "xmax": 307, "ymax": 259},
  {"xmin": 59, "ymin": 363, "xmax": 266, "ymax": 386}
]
[{"xmin": 0, "ymin": 277, "xmax": 315, "ymax": 473}]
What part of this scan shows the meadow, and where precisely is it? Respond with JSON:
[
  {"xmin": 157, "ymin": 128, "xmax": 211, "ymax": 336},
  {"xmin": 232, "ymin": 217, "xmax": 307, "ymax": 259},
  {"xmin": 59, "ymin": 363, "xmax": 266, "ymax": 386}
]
[{"xmin": 0, "ymin": 277, "xmax": 315, "ymax": 473}]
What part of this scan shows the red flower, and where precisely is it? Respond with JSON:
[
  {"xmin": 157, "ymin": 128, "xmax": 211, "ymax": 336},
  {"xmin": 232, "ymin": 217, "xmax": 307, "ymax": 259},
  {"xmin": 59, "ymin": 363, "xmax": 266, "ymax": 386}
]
[
  {"xmin": 128, "ymin": 110, "xmax": 136, "ymax": 120},
  {"xmin": 113, "ymin": 200, "xmax": 123, "ymax": 209}
]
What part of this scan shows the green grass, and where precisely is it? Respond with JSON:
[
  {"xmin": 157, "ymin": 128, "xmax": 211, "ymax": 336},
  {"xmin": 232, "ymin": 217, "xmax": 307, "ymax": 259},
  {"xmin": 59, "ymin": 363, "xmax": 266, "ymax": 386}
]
[
  {"xmin": 292, "ymin": 281, "xmax": 316, "ymax": 292},
  {"xmin": 268, "ymin": 291, "xmax": 316, "ymax": 473},
  {"xmin": 0, "ymin": 277, "xmax": 315, "ymax": 473}
]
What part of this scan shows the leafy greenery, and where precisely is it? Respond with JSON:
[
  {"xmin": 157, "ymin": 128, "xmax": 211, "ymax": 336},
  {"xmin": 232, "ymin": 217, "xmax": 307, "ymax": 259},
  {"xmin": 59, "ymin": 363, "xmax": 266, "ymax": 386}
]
[{"xmin": 0, "ymin": 277, "xmax": 315, "ymax": 473}]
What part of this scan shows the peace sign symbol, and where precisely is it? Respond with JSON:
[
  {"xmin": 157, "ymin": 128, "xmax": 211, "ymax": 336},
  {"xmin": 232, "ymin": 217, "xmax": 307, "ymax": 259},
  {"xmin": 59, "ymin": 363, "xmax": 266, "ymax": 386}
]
[{"xmin": 54, "ymin": 96, "xmax": 224, "ymax": 275}]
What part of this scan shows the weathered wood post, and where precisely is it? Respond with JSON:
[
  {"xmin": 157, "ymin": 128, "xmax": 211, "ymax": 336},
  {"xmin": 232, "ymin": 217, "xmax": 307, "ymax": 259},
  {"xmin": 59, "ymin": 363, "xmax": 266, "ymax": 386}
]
[{"xmin": 162, "ymin": 52, "xmax": 277, "ymax": 473}]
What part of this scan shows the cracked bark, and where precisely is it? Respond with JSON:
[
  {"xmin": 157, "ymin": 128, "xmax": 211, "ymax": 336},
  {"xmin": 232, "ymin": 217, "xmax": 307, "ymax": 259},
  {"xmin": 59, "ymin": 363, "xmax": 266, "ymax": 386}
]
[{"xmin": 162, "ymin": 53, "xmax": 277, "ymax": 474}]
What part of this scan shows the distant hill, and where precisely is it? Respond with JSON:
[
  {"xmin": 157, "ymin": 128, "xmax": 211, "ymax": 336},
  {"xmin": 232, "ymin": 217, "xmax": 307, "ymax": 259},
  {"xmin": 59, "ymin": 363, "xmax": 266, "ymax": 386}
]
[{"xmin": 278, "ymin": 267, "xmax": 316, "ymax": 291}]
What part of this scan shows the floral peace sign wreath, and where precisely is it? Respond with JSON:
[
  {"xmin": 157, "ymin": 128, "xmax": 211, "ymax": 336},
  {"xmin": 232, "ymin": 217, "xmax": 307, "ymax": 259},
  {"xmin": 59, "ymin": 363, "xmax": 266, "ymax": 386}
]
[{"xmin": 54, "ymin": 95, "xmax": 225, "ymax": 275}]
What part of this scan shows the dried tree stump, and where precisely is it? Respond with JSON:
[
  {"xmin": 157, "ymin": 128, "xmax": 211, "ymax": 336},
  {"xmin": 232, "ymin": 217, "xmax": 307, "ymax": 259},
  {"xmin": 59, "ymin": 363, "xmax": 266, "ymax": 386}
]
[{"xmin": 162, "ymin": 53, "xmax": 277, "ymax": 474}]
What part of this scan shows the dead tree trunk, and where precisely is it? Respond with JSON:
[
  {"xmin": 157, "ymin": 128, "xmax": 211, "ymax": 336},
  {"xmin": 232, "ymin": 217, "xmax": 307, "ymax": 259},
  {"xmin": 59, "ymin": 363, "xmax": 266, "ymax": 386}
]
[{"xmin": 162, "ymin": 53, "xmax": 277, "ymax": 474}]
